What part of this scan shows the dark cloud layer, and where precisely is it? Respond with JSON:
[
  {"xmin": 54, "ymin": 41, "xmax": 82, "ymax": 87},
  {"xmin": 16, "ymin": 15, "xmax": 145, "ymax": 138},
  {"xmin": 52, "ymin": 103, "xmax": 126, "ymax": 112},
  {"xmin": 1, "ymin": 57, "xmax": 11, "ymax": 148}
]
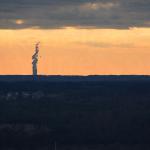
[{"xmin": 0, "ymin": 0, "xmax": 149, "ymax": 29}]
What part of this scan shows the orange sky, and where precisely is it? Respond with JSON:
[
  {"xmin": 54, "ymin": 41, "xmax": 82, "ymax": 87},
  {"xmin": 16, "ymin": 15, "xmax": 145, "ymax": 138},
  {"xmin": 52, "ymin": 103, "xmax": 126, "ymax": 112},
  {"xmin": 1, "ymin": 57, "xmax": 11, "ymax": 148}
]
[{"xmin": 0, "ymin": 27, "xmax": 150, "ymax": 75}]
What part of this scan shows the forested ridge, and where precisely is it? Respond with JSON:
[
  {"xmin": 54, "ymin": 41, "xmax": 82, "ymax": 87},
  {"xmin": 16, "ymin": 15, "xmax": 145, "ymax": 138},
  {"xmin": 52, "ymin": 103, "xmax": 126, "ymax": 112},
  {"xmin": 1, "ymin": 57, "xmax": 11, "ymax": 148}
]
[{"xmin": 0, "ymin": 76, "xmax": 150, "ymax": 149}]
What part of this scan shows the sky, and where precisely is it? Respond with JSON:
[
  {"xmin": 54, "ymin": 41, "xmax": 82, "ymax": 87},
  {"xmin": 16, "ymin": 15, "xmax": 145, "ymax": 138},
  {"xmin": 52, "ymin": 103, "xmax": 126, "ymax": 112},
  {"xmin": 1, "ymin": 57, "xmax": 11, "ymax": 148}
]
[{"xmin": 0, "ymin": 0, "xmax": 150, "ymax": 75}]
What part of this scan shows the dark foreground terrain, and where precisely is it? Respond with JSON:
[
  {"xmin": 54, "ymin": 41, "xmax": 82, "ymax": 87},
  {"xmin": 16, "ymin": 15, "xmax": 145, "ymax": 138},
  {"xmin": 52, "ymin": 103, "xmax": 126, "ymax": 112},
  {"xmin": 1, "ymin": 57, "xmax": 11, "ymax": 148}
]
[{"xmin": 0, "ymin": 75, "xmax": 150, "ymax": 150}]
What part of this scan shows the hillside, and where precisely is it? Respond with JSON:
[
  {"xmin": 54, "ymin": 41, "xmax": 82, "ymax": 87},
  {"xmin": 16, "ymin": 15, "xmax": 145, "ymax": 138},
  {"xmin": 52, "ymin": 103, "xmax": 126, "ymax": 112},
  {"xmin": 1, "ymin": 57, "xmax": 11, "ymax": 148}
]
[{"xmin": 0, "ymin": 75, "xmax": 150, "ymax": 150}]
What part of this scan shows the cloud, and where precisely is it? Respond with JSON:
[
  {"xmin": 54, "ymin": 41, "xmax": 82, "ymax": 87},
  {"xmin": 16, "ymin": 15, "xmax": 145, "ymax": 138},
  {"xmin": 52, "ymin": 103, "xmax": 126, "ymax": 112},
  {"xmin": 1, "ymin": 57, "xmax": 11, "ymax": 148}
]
[
  {"xmin": 76, "ymin": 41, "xmax": 135, "ymax": 48},
  {"xmin": 80, "ymin": 2, "xmax": 119, "ymax": 10},
  {"xmin": 0, "ymin": 0, "xmax": 150, "ymax": 29}
]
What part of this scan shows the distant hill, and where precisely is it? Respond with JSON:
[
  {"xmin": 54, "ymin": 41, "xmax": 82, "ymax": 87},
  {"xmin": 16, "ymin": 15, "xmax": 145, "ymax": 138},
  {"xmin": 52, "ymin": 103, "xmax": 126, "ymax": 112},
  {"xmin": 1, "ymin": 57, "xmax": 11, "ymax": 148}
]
[{"xmin": 0, "ymin": 75, "xmax": 150, "ymax": 82}]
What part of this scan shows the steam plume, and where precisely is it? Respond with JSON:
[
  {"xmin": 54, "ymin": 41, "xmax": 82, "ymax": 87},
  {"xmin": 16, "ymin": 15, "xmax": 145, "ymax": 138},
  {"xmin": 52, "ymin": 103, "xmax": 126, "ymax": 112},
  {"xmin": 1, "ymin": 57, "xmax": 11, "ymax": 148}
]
[{"xmin": 32, "ymin": 42, "xmax": 40, "ymax": 76}]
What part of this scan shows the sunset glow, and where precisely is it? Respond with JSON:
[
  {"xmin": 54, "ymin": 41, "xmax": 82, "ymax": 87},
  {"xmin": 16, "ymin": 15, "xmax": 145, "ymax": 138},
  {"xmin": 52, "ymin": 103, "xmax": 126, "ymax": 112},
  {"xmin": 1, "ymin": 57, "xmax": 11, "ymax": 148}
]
[{"xmin": 0, "ymin": 27, "xmax": 150, "ymax": 75}]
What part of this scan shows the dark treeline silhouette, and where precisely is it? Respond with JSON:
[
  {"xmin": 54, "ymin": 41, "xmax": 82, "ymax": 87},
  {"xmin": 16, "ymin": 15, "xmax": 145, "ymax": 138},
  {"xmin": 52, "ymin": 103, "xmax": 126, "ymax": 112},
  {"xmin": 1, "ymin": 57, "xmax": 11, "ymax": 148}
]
[{"xmin": 0, "ymin": 75, "xmax": 150, "ymax": 149}]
